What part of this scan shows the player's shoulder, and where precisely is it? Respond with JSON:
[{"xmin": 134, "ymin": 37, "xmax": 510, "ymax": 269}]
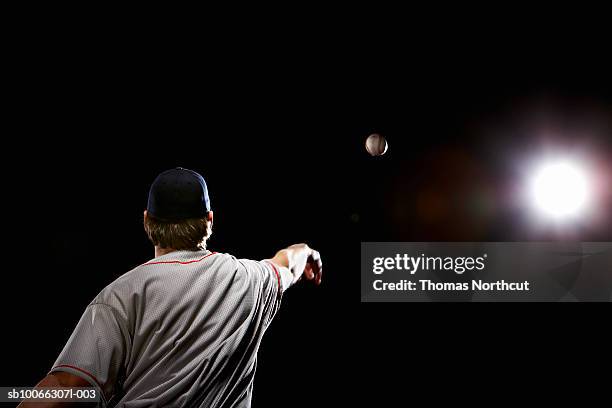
[
  {"xmin": 206, "ymin": 251, "xmax": 265, "ymax": 273},
  {"xmin": 185, "ymin": 250, "xmax": 269, "ymax": 275},
  {"xmin": 90, "ymin": 262, "xmax": 146, "ymax": 309}
]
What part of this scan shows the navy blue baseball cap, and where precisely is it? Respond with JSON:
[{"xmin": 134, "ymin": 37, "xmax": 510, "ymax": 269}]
[{"xmin": 147, "ymin": 168, "xmax": 211, "ymax": 221}]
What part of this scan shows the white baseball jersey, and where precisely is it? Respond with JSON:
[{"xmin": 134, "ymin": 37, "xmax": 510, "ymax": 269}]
[{"xmin": 50, "ymin": 249, "xmax": 287, "ymax": 407}]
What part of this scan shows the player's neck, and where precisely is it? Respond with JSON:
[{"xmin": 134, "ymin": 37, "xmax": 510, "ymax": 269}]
[{"xmin": 155, "ymin": 246, "xmax": 177, "ymax": 258}]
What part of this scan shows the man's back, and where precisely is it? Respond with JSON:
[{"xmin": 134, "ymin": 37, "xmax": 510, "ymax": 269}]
[{"xmin": 51, "ymin": 250, "xmax": 283, "ymax": 407}]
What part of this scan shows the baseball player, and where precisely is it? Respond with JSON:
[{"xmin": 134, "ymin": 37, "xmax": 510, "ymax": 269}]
[{"xmin": 20, "ymin": 168, "xmax": 323, "ymax": 407}]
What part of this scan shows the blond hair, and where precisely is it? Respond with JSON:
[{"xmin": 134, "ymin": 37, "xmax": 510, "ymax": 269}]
[{"xmin": 144, "ymin": 213, "xmax": 212, "ymax": 250}]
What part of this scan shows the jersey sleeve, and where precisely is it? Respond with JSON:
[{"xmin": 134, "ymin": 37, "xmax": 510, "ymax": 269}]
[
  {"xmin": 239, "ymin": 259, "xmax": 288, "ymax": 326},
  {"xmin": 49, "ymin": 302, "xmax": 129, "ymax": 403}
]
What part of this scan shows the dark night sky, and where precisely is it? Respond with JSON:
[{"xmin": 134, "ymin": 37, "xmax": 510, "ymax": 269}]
[{"xmin": 2, "ymin": 22, "xmax": 611, "ymax": 406}]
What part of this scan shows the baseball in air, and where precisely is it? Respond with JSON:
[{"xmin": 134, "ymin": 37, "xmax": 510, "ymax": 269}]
[{"xmin": 365, "ymin": 133, "xmax": 388, "ymax": 156}]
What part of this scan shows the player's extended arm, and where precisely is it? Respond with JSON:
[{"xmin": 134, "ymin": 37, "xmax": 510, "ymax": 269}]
[
  {"xmin": 268, "ymin": 243, "xmax": 322, "ymax": 290},
  {"xmin": 17, "ymin": 371, "xmax": 97, "ymax": 408}
]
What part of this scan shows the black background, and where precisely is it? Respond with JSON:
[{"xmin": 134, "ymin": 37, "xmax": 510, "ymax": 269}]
[{"xmin": 2, "ymin": 12, "xmax": 611, "ymax": 406}]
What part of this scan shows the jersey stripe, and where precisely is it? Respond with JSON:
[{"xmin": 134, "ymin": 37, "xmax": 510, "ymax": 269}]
[
  {"xmin": 143, "ymin": 252, "xmax": 217, "ymax": 266},
  {"xmin": 264, "ymin": 260, "xmax": 282, "ymax": 296},
  {"xmin": 51, "ymin": 364, "xmax": 105, "ymax": 395}
]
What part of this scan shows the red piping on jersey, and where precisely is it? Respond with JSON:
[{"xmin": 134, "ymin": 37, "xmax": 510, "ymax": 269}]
[
  {"xmin": 143, "ymin": 252, "xmax": 218, "ymax": 266},
  {"xmin": 52, "ymin": 364, "xmax": 105, "ymax": 394},
  {"xmin": 265, "ymin": 260, "xmax": 282, "ymax": 294}
]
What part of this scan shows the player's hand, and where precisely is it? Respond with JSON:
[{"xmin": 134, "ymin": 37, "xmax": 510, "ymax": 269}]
[
  {"xmin": 286, "ymin": 244, "xmax": 322, "ymax": 285},
  {"xmin": 303, "ymin": 249, "xmax": 323, "ymax": 285},
  {"xmin": 271, "ymin": 244, "xmax": 323, "ymax": 287}
]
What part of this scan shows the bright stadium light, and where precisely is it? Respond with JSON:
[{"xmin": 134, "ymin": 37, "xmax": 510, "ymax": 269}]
[{"xmin": 529, "ymin": 159, "xmax": 592, "ymax": 220}]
